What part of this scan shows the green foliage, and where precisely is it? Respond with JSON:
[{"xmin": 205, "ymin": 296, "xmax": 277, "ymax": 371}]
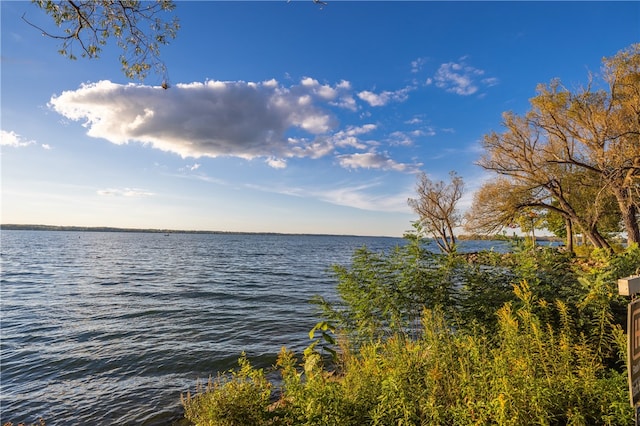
[
  {"xmin": 27, "ymin": 0, "xmax": 180, "ymax": 80},
  {"xmin": 182, "ymin": 243, "xmax": 639, "ymax": 425},
  {"xmin": 181, "ymin": 353, "xmax": 273, "ymax": 426},
  {"xmin": 183, "ymin": 286, "xmax": 633, "ymax": 424},
  {"xmin": 312, "ymin": 230, "xmax": 459, "ymax": 344},
  {"xmin": 307, "ymin": 321, "xmax": 338, "ymax": 361}
]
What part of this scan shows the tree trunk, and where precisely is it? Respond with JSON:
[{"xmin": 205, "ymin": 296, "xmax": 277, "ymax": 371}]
[
  {"xmin": 610, "ymin": 185, "xmax": 640, "ymax": 244},
  {"xmin": 565, "ymin": 218, "xmax": 574, "ymax": 253},
  {"xmin": 622, "ymin": 205, "xmax": 640, "ymax": 245},
  {"xmin": 586, "ymin": 225, "xmax": 612, "ymax": 251},
  {"xmin": 554, "ymin": 191, "xmax": 612, "ymax": 251}
]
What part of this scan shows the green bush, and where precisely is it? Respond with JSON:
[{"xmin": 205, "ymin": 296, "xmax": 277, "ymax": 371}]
[
  {"xmin": 182, "ymin": 244, "xmax": 639, "ymax": 425},
  {"xmin": 181, "ymin": 353, "xmax": 273, "ymax": 426},
  {"xmin": 182, "ymin": 286, "xmax": 633, "ymax": 424}
]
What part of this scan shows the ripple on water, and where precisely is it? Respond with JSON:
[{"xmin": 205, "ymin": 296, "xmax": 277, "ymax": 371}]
[{"xmin": 0, "ymin": 231, "xmax": 414, "ymax": 424}]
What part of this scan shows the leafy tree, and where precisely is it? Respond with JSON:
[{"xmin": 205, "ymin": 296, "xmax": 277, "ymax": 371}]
[
  {"xmin": 478, "ymin": 111, "xmax": 615, "ymax": 250},
  {"xmin": 464, "ymin": 177, "xmax": 529, "ymax": 234},
  {"xmin": 24, "ymin": 0, "xmax": 180, "ymax": 81},
  {"xmin": 408, "ymin": 171, "xmax": 464, "ymax": 254},
  {"xmin": 527, "ymin": 44, "xmax": 640, "ymax": 244},
  {"xmin": 473, "ymin": 45, "xmax": 640, "ymax": 250}
]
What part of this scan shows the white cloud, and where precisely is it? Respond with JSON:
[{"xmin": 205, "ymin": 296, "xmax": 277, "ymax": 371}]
[
  {"xmin": 247, "ymin": 180, "xmax": 413, "ymax": 213},
  {"xmin": 48, "ymin": 78, "xmax": 423, "ymax": 174},
  {"xmin": 41, "ymin": 144, "xmax": 52, "ymax": 150},
  {"xmin": 432, "ymin": 59, "xmax": 498, "ymax": 96},
  {"xmin": 411, "ymin": 57, "xmax": 427, "ymax": 73},
  {"xmin": 1, "ymin": 130, "xmax": 35, "ymax": 147},
  {"xmin": 48, "ymin": 79, "xmax": 349, "ymax": 162},
  {"xmin": 482, "ymin": 77, "xmax": 500, "ymax": 87},
  {"xmin": 337, "ymin": 151, "xmax": 420, "ymax": 173},
  {"xmin": 287, "ymin": 136, "xmax": 335, "ymax": 159},
  {"xmin": 265, "ymin": 157, "xmax": 287, "ymax": 169},
  {"xmin": 97, "ymin": 188, "xmax": 154, "ymax": 197},
  {"xmin": 357, "ymin": 86, "xmax": 413, "ymax": 107},
  {"xmin": 331, "ymin": 124, "xmax": 377, "ymax": 149},
  {"xmin": 314, "ymin": 182, "xmax": 414, "ymax": 213},
  {"xmin": 387, "ymin": 128, "xmax": 435, "ymax": 147}
]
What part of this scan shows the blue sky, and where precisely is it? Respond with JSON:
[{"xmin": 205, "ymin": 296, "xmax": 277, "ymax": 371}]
[{"xmin": 2, "ymin": 1, "xmax": 638, "ymax": 236}]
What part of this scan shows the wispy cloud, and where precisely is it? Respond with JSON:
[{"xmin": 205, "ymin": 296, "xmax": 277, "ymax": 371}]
[
  {"xmin": 387, "ymin": 128, "xmax": 434, "ymax": 147},
  {"xmin": 337, "ymin": 151, "xmax": 421, "ymax": 173},
  {"xmin": 314, "ymin": 182, "xmax": 414, "ymax": 213},
  {"xmin": 1, "ymin": 130, "xmax": 35, "ymax": 147},
  {"xmin": 97, "ymin": 188, "xmax": 154, "ymax": 197},
  {"xmin": 429, "ymin": 58, "xmax": 498, "ymax": 96},
  {"xmin": 246, "ymin": 180, "xmax": 414, "ymax": 213}
]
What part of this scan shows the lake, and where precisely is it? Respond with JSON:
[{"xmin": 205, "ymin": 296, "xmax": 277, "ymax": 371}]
[{"xmin": 0, "ymin": 230, "xmax": 514, "ymax": 424}]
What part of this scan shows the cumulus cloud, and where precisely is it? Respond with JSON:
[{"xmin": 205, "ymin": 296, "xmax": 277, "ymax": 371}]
[
  {"xmin": 357, "ymin": 86, "xmax": 413, "ymax": 107},
  {"xmin": 97, "ymin": 187, "xmax": 154, "ymax": 197},
  {"xmin": 432, "ymin": 58, "xmax": 498, "ymax": 95},
  {"xmin": 48, "ymin": 79, "xmax": 355, "ymax": 164},
  {"xmin": 48, "ymin": 78, "xmax": 427, "ymax": 173},
  {"xmin": 1, "ymin": 130, "xmax": 35, "ymax": 147}
]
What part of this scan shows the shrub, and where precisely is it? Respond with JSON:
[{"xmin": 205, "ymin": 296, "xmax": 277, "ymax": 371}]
[
  {"xmin": 181, "ymin": 353, "xmax": 272, "ymax": 426},
  {"xmin": 182, "ymin": 283, "xmax": 633, "ymax": 424},
  {"xmin": 182, "ymin": 244, "xmax": 639, "ymax": 425}
]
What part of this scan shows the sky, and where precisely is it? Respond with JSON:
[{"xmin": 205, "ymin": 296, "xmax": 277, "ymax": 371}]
[{"xmin": 1, "ymin": 1, "xmax": 639, "ymax": 237}]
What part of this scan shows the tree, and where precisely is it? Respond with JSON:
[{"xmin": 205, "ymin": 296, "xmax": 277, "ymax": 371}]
[
  {"xmin": 474, "ymin": 45, "xmax": 640, "ymax": 250},
  {"xmin": 24, "ymin": 0, "xmax": 180, "ymax": 80},
  {"xmin": 464, "ymin": 177, "xmax": 532, "ymax": 235},
  {"xmin": 408, "ymin": 171, "xmax": 463, "ymax": 254},
  {"xmin": 528, "ymin": 44, "xmax": 640, "ymax": 244},
  {"xmin": 541, "ymin": 207, "xmax": 574, "ymax": 252},
  {"xmin": 477, "ymin": 112, "xmax": 613, "ymax": 250}
]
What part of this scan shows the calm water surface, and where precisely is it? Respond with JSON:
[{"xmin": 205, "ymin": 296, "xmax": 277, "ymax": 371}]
[{"xmin": 0, "ymin": 231, "xmax": 512, "ymax": 424}]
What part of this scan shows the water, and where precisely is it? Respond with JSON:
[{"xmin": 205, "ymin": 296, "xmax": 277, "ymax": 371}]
[{"xmin": 0, "ymin": 230, "xmax": 513, "ymax": 424}]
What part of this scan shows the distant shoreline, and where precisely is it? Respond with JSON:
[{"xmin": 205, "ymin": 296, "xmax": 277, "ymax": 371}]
[
  {"xmin": 0, "ymin": 224, "xmax": 566, "ymax": 242},
  {"xmin": 0, "ymin": 224, "xmax": 396, "ymax": 239}
]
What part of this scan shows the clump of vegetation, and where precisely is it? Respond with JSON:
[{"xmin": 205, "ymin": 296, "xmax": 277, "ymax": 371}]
[
  {"xmin": 182, "ymin": 243, "xmax": 638, "ymax": 425},
  {"xmin": 181, "ymin": 353, "xmax": 273, "ymax": 426}
]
